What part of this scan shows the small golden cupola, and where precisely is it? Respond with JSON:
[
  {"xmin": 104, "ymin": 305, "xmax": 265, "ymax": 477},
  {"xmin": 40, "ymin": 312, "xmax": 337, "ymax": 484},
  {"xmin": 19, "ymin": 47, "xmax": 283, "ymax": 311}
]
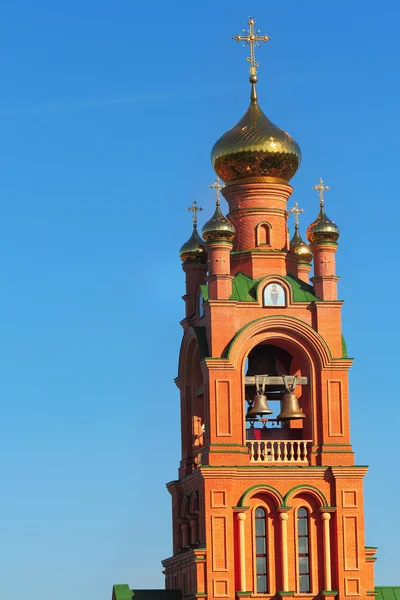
[
  {"xmin": 202, "ymin": 178, "xmax": 235, "ymax": 242},
  {"xmin": 306, "ymin": 178, "xmax": 340, "ymax": 243},
  {"xmin": 289, "ymin": 201, "xmax": 313, "ymax": 263},
  {"xmin": 211, "ymin": 18, "xmax": 301, "ymax": 186},
  {"xmin": 179, "ymin": 201, "xmax": 207, "ymax": 263}
]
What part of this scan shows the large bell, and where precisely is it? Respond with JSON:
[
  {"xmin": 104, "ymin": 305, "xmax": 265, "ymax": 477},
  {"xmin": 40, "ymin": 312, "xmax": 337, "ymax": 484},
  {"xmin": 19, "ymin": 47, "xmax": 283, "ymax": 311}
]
[
  {"xmin": 247, "ymin": 393, "xmax": 273, "ymax": 418},
  {"xmin": 277, "ymin": 392, "xmax": 305, "ymax": 421}
]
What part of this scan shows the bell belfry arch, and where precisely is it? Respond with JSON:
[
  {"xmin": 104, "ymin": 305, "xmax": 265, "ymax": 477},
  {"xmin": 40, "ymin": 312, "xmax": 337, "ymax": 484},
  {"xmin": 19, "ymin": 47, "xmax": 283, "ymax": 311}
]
[{"xmin": 161, "ymin": 16, "xmax": 377, "ymax": 600}]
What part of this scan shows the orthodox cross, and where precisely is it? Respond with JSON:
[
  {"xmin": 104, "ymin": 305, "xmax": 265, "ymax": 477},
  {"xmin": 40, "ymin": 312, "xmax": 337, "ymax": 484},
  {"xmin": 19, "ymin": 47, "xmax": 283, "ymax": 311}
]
[
  {"xmin": 233, "ymin": 17, "xmax": 270, "ymax": 76},
  {"xmin": 187, "ymin": 200, "xmax": 203, "ymax": 227},
  {"xmin": 289, "ymin": 201, "xmax": 304, "ymax": 229},
  {"xmin": 313, "ymin": 178, "xmax": 329, "ymax": 207},
  {"xmin": 210, "ymin": 177, "xmax": 225, "ymax": 206}
]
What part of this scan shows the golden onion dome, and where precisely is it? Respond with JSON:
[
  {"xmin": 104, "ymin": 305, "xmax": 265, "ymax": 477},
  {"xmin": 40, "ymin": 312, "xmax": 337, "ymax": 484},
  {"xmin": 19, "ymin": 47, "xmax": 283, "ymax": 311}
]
[
  {"xmin": 211, "ymin": 84, "xmax": 301, "ymax": 186},
  {"xmin": 290, "ymin": 227, "xmax": 313, "ymax": 263},
  {"xmin": 202, "ymin": 203, "xmax": 235, "ymax": 243},
  {"xmin": 180, "ymin": 226, "xmax": 207, "ymax": 263},
  {"xmin": 306, "ymin": 206, "xmax": 340, "ymax": 244}
]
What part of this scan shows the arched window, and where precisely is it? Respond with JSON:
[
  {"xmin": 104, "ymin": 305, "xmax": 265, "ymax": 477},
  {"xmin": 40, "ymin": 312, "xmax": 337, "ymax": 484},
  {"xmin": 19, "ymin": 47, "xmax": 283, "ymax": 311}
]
[
  {"xmin": 297, "ymin": 507, "xmax": 310, "ymax": 593},
  {"xmin": 256, "ymin": 222, "xmax": 271, "ymax": 247},
  {"xmin": 254, "ymin": 507, "xmax": 268, "ymax": 593}
]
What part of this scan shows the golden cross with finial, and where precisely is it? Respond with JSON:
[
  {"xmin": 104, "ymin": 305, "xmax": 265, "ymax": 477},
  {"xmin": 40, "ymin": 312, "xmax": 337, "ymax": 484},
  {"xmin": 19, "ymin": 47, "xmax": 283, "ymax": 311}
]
[
  {"xmin": 289, "ymin": 201, "xmax": 304, "ymax": 228},
  {"xmin": 313, "ymin": 178, "xmax": 329, "ymax": 207},
  {"xmin": 233, "ymin": 17, "xmax": 270, "ymax": 76},
  {"xmin": 210, "ymin": 177, "xmax": 225, "ymax": 206},
  {"xmin": 187, "ymin": 200, "xmax": 203, "ymax": 227}
]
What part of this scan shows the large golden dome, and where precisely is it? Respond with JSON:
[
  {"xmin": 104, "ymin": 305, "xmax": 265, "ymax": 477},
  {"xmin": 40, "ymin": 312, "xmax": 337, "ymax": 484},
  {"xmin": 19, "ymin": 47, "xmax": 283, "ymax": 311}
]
[{"xmin": 211, "ymin": 89, "xmax": 301, "ymax": 186}]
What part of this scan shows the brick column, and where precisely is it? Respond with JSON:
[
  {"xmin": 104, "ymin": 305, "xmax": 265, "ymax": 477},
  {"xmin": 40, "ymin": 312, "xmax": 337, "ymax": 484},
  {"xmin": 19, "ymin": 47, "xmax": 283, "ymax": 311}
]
[
  {"xmin": 310, "ymin": 242, "xmax": 339, "ymax": 300},
  {"xmin": 206, "ymin": 240, "xmax": 233, "ymax": 300}
]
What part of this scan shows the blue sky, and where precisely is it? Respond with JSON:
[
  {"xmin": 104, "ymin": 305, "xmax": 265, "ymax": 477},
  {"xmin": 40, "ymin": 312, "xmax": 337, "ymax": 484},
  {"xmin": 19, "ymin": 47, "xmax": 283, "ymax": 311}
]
[{"xmin": 1, "ymin": 1, "xmax": 399, "ymax": 598}]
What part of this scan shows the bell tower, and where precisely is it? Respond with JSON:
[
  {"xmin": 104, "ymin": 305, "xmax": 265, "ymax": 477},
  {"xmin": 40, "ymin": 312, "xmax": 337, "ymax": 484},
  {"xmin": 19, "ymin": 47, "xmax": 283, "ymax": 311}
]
[{"xmin": 162, "ymin": 17, "xmax": 376, "ymax": 600}]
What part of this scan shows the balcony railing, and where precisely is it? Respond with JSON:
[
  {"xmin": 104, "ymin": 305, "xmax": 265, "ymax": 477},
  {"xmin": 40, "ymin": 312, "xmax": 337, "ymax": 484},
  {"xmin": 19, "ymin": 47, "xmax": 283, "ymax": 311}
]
[{"xmin": 247, "ymin": 440, "xmax": 311, "ymax": 464}]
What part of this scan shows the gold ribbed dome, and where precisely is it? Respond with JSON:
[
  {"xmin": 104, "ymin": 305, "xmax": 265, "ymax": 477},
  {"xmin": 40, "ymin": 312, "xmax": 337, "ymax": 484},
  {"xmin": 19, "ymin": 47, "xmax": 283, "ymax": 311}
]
[
  {"xmin": 290, "ymin": 227, "xmax": 313, "ymax": 263},
  {"xmin": 180, "ymin": 226, "xmax": 207, "ymax": 263},
  {"xmin": 306, "ymin": 206, "xmax": 340, "ymax": 244},
  {"xmin": 211, "ymin": 89, "xmax": 301, "ymax": 186},
  {"xmin": 202, "ymin": 203, "xmax": 235, "ymax": 242}
]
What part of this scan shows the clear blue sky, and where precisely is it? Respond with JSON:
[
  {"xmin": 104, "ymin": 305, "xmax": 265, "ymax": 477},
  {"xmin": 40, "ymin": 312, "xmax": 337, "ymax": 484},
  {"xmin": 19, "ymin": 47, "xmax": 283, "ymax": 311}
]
[{"xmin": 0, "ymin": 1, "xmax": 399, "ymax": 598}]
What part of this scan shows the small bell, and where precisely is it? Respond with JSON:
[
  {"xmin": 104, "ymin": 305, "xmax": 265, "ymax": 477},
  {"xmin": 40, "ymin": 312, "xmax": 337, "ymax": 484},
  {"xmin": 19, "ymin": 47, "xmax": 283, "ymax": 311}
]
[
  {"xmin": 247, "ymin": 393, "xmax": 273, "ymax": 418},
  {"xmin": 246, "ymin": 375, "xmax": 273, "ymax": 419}
]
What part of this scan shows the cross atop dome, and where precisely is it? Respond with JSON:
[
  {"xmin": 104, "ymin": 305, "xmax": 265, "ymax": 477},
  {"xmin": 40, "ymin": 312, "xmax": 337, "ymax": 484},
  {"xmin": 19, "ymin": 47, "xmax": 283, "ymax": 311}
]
[
  {"xmin": 209, "ymin": 177, "xmax": 225, "ymax": 206},
  {"xmin": 187, "ymin": 201, "xmax": 203, "ymax": 227},
  {"xmin": 233, "ymin": 17, "xmax": 270, "ymax": 79},
  {"xmin": 313, "ymin": 178, "xmax": 329, "ymax": 207},
  {"xmin": 289, "ymin": 201, "xmax": 304, "ymax": 229}
]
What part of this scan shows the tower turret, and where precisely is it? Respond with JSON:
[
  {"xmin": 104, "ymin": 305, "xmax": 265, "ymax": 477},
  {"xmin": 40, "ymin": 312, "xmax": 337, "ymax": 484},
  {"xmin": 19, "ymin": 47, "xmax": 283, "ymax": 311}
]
[
  {"xmin": 289, "ymin": 201, "xmax": 313, "ymax": 283},
  {"xmin": 202, "ymin": 178, "xmax": 235, "ymax": 300},
  {"xmin": 180, "ymin": 201, "xmax": 207, "ymax": 317},
  {"xmin": 307, "ymin": 178, "xmax": 340, "ymax": 300}
]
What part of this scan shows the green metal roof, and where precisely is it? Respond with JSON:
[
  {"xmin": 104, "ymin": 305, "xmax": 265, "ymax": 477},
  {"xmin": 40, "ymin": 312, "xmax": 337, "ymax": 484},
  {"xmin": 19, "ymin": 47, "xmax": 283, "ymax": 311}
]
[
  {"xmin": 201, "ymin": 272, "xmax": 319, "ymax": 304},
  {"xmin": 375, "ymin": 587, "xmax": 400, "ymax": 600},
  {"xmin": 230, "ymin": 271, "xmax": 320, "ymax": 303},
  {"xmin": 231, "ymin": 272, "xmax": 259, "ymax": 301},
  {"xmin": 112, "ymin": 585, "xmax": 181, "ymax": 600},
  {"xmin": 283, "ymin": 273, "xmax": 320, "ymax": 302}
]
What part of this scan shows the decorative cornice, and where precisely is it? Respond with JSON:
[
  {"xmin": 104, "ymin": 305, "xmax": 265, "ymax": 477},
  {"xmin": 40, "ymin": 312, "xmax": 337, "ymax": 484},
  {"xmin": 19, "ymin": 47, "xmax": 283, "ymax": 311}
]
[{"xmin": 330, "ymin": 466, "xmax": 368, "ymax": 478}]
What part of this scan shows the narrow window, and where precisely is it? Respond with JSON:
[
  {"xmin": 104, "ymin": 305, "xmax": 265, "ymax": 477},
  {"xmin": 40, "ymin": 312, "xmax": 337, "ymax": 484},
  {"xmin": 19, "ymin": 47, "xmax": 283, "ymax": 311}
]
[
  {"xmin": 255, "ymin": 507, "xmax": 268, "ymax": 593},
  {"xmin": 298, "ymin": 508, "xmax": 310, "ymax": 593},
  {"xmin": 256, "ymin": 223, "xmax": 271, "ymax": 246}
]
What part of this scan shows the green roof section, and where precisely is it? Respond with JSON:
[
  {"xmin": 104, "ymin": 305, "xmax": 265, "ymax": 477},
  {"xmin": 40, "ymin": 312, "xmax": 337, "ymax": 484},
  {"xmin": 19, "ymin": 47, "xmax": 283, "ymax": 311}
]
[
  {"xmin": 112, "ymin": 586, "xmax": 181, "ymax": 600},
  {"xmin": 230, "ymin": 272, "xmax": 259, "ymax": 302},
  {"xmin": 283, "ymin": 273, "xmax": 320, "ymax": 302},
  {"xmin": 375, "ymin": 587, "xmax": 400, "ymax": 600},
  {"xmin": 228, "ymin": 271, "xmax": 319, "ymax": 303},
  {"xmin": 341, "ymin": 334, "xmax": 348, "ymax": 358},
  {"xmin": 113, "ymin": 585, "xmax": 134, "ymax": 600},
  {"xmin": 201, "ymin": 272, "xmax": 319, "ymax": 304},
  {"xmin": 199, "ymin": 284, "xmax": 209, "ymax": 302}
]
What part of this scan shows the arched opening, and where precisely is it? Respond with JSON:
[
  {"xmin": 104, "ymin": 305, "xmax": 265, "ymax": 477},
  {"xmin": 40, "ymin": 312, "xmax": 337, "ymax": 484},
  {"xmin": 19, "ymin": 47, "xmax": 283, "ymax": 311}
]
[
  {"xmin": 256, "ymin": 222, "xmax": 271, "ymax": 247},
  {"xmin": 244, "ymin": 341, "xmax": 312, "ymax": 461},
  {"xmin": 180, "ymin": 336, "xmax": 205, "ymax": 474}
]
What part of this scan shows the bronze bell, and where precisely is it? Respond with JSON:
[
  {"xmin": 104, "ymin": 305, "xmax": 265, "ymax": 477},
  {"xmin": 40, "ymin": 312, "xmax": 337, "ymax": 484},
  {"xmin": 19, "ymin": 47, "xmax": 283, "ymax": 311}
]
[
  {"xmin": 277, "ymin": 392, "xmax": 305, "ymax": 421},
  {"xmin": 247, "ymin": 393, "xmax": 273, "ymax": 418}
]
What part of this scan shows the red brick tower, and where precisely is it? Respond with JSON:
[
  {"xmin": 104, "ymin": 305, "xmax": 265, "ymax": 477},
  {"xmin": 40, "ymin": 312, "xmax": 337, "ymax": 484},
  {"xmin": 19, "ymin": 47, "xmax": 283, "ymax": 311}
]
[{"xmin": 163, "ymin": 18, "xmax": 376, "ymax": 600}]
